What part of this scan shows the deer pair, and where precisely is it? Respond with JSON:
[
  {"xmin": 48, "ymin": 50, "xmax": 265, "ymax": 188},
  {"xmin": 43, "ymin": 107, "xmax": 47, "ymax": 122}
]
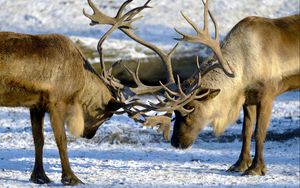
[{"xmin": 0, "ymin": 0, "xmax": 299, "ymax": 185}]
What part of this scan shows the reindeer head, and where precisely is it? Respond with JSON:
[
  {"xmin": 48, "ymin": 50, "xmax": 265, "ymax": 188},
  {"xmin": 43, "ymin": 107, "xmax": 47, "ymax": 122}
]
[
  {"xmin": 168, "ymin": 0, "xmax": 235, "ymax": 148},
  {"xmin": 171, "ymin": 88, "xmax": 221, "ymax": 149}
]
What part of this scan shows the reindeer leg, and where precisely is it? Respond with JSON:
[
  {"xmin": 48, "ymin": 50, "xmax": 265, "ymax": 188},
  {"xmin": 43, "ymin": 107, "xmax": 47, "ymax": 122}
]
[
  {"xmin": 243, "ymin": 99, "xmax": 272, "ymax": 176},
  {"xmin": 227, "ymin": 105, "xmax": 256, "ymax": 172},
  {"xmin": 30, "ymin": 108, "xmax": 51, "ymax": 184},
  {"xmin": 49, "ymin": 102, "xmax": 83, "ymax": 185}
]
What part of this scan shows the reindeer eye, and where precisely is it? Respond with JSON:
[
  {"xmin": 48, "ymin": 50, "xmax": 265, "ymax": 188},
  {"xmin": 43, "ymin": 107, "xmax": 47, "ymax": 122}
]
[{"xmin": 184, "ymin": 105, "xmax": 194, "ymax": 110}]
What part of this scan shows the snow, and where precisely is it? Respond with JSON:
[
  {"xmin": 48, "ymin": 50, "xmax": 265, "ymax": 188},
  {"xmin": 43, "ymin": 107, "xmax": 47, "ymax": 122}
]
[
  {"xmin": 0, "ymin": 0, "xmax": 300, "ymax": 187},
  {"xmin": 0, "ymin": 0, "xmax": 299, "ymax": 60},
  {"xmin": 0, "ymin": 91, "xmax": 299, "ymax": 187}
]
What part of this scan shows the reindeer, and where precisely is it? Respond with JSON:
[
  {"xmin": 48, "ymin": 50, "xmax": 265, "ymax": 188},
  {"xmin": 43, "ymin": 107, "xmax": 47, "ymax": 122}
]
[
  {"xmin": 0, "ymin": 32, "xmax": 120, "ymax": 185},
  {"xmin": 85, "ymin": 0, "xmax": 300, "ymax": 177},
  {"xmin": 169, "ymin": 0, "xmax": 300, "ymax": 176},
  {"xmin": 0, "ymin": 1, "xmax": 164, "ymax": 185}
]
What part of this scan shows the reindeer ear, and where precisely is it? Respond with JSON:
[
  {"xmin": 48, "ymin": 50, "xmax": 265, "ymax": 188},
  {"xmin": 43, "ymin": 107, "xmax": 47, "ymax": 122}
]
[
  {"xmin": 196, "ymin": 88, "xmax": 221, "ymax": 101},
  {"xmin": 107, "ymin": 98, "xmax": 126, "ymax": 112}
]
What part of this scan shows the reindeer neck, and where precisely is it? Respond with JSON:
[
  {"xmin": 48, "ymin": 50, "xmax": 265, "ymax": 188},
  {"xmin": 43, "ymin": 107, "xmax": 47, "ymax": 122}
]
[
  {"xmin": 201, "ymin": 56, "xmax": 244, "ymax": 135},
  {"xmin": 79, "ymin": 68, "xmax": 112, "ymax": 113}
]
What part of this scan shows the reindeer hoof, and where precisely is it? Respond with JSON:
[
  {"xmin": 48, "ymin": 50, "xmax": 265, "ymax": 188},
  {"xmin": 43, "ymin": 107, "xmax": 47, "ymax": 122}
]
[
  {"xmin": 242, "ymin": 165, "xmax": 266, "ymax": 176},
  {"xmin": 227, "ymin": 159, "xmax": 252, "ymax": 173},
  {"xmin": 61, "ymin": 174, "xmax": 84, "ymax": 186},
  {"xmin": 30, "ymin": 171, "xmax": 52, "ymax": 184}
]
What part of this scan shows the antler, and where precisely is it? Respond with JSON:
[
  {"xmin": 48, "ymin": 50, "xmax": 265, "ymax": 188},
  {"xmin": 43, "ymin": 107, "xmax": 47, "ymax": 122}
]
[
  {"xmin": 145, "ymin": 57, "xmax": 211, "ymax": 116},
  {"xmin": 175, "ymin": 0, "xmax": 235, "ymax": 77},
  {"xmin": 84, "ymin": 0, "xmax": 153, "ymax": 97},
  {"xmin": 84, "ymin": 0, "xmax": 180, "ymax": 96},
  {"xmin": 83, "ymin": 0, "xmax": 216, "ymax": 140}
]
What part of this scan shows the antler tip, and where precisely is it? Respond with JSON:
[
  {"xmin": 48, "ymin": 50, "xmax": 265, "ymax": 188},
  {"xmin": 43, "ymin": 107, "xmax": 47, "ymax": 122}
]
[
  {"xmin": 145, "ymin": 0, "xmax": 152, "ymax": 5},
  {"xmin": 174, "ymin": 28, "xmax": 185, "ymax": 40},
  {"xmin": 82, "ymin": 8, "xmax": 89, "ymax": 17}
]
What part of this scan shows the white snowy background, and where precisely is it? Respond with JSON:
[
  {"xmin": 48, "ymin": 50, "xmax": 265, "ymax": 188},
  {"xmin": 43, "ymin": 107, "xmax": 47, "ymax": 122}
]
[{"xmin": 0, "ymin": 0, "xmax": 299, "ymax": 187}]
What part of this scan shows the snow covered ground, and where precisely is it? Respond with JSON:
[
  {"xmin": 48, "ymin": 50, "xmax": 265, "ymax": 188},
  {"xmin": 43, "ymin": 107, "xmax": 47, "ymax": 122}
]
[
  {"xmin": 0, "ymin": 0, "xmax": 299, "ymax": 187},
  {"xmin": 0, "ymin": 91, "xmax": 299, "ymax": 187}
]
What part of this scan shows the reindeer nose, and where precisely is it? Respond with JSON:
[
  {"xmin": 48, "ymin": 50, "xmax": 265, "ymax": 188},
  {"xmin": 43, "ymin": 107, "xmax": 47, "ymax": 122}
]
[
  {"xmin": 171, "ymin": 135, "xmax": 193, "ymax": 149},
  {"xmin": 82, "ymin": 128, "xmax": 98, "ymax": 139},
  {"xmin": 171, "ymin": 136, "xmax": 180, "ymax": 148},
  {"xmin": 171, "ymin": 141, "xmax": 180, "ymax": 148}
]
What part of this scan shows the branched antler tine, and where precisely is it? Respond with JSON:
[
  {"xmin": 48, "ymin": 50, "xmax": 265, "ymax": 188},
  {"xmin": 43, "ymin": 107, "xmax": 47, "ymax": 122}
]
[
  {"xmin": 174, "ymin": 19, "xmax": 198, "ymax": 42},
  {"xmin": 205, "ymin": 1, "xmax": 235, "ymax": 77},
  {"xmin": 185, "ymin": 81, "xmax": 198, "ymax": 96},
  {"xmin": 83, "ymin": 0, "xmax": 97, "ymax": 19},
  {"xmin": 123, "ymin": 2, "xmax": 151, "ymax": 21},
  {"xmin": 122, "ymin": 62, "xmax": 165, "ymax": 95},
  {"xmin": 196, "ymin": 56, "xmax": 201, "ymax": 69},
  {"xmin": 165, "ymin": 93, "xmax": 177, "ymax": 103},
  {"xmin": 168, "ymin": 42, "xmax": 180, "ymax": 57},
  {"xmin": 209, "ymin": 11, "xmax": 219, "ymax": 41},
  {"xmin": 181, "ymin": 11, "xmax": 201, "ymax": 34},
  {"xmin": 177, "ymin": 57, "xmax": 202, "ymax": 96},
  {"xmin": 86, "ymin": 0, "xmax": 97, "ymax": 14},
  {"xmin": 159, "ymin": 81, "xmax": 180, "ymax": 97},
  {"xmin": 164, "ymin": 43, "xmax": 180, "ymax": 83},
  {"xmin": 116, "ymin": 0, "xmax": 133, "ymax": 19},
  {"xmin": 176, "ymin": 75, "xmax": 186, "ymax": 97},
  {"xmin": 184, "ymin": 57, "xmax": 202, "ymax": 92},
  {"xmin": 174, "ymin": 28, "xmax": 186, "ymax": 41},
  {"xmin": 202, "ymin": 0, "xmax": 219, "ymax": 41},
  {"xmin": 135, "ymin": 61, "xmax": 141, "ymax": 83},
  {"xmin": 174, "ymin": 21, "xmax": 199, "ymax": 43},
  {"xmin": 144, "ymin": 0, "xmax": 152, "ymax": 7},
  {"xmin": 180, "ymin": 106, "xmax": 195, "ymax": 114},
  {"xmin": 194, "ymin": 88, "xmax": 210, "ymax": 100},
  {"xmin": 123, "ymin": 64, "xmax": 144, "ymax": 86},
  {"xmin": 176, "ymin": 0, "xmax": 235, "ymax": 77},
  {"xmin": 84, "ymin": 0, "xmax": 115, "ymax": 25},
  {"xmin": 202, "ymin": 0, "xmax": 210, "ymax": 33}
]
